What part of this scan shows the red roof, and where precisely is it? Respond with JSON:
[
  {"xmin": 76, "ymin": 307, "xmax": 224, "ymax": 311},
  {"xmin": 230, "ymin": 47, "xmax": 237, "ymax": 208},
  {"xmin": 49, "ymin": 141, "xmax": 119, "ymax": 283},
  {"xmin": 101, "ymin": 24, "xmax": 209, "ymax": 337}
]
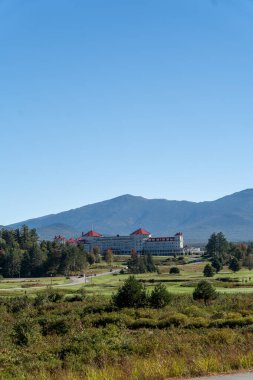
[
  {"xmin": 130, "ymin": 228, "xmax": 151, "ymax": 236},
  {"xmin": 54, "ymin": 235, "xmax": 66, "ymax": 240},
  {"xmin": 66, "ymin": 238, "xmax": 77, "ymax": 244},
  {"xmin": 82, "ymin": 230, "xmax": 103, "ymax": 237}
]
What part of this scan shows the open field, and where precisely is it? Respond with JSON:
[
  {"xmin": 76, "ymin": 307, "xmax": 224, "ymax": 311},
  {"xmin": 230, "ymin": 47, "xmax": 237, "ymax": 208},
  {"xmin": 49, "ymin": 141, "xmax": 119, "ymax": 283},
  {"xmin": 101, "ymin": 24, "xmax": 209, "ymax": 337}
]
[
  {"xmin": 2, "ymin": 259, "xmax": 253, "ymax": 297},
  {"xmin": 2, "ymin": 288, "xmax": 253, "ymax": 379},
  {"xmin": 0, "ymin": 276, "xmax": 71, "ymax": 289},
  {"xmin": 1, "ymin": 258, "xmax": 253, "ymax": 378}
]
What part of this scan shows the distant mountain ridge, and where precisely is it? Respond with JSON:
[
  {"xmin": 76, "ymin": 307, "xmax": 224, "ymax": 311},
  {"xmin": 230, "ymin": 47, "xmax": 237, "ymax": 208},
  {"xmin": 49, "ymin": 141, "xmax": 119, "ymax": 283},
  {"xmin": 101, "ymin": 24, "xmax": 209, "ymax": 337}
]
[{"xmin": 5, "ymin": 189, "xmax": 253, "ymax": 242}]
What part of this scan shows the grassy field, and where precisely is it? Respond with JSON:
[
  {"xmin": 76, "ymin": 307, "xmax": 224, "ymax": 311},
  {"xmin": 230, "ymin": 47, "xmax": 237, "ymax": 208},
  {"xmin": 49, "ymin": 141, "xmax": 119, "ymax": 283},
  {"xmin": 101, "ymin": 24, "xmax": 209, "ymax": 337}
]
[
  {"xmin": 2, "ymin": 287, "xmax": 253, "ymax": 379},
  {"xmin": 2, "ymin": 257, "xmax": 253, "ymax": 379},
  {"xmin": 2, "ymin": 258, "xmax": 253, "ymax": 297},
  {"xmin": 0, "ymin": 277, "xmax": 70, "ymax": 288}
]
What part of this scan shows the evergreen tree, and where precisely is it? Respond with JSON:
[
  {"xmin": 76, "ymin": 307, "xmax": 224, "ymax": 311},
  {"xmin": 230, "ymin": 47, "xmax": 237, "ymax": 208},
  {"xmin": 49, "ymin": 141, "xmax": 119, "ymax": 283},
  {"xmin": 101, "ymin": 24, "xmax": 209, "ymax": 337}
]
[
  {"xmin": 3, "ymin": 249, "xmax": 22, "ymax": 277},
  {"xmin": 170, "ymin": 267, "xmax": 180, "ymax": 274},
  {"xmin": 127, "ymin": 253, "xmax": 156, "ymax": 274},
  {"xmin": 205, "ymin": 232, "xmax": 228, "ymax": 262},
  {"xmin": 205, "ymin": 233, "xmax": 217, "ymax": 258},
  {"xmin": 145, "ymin": 253, "xmax": 156, "ymax": 272},
  {"xmin": 20, "ymin": 252, "xmax": 31, "ymax": 277},
  {"xmin": 211, "ymin": 257, "xmax": 223, "ymax": 273},
  {"xmin": 216, "ymin": 232, "xmax": 229, "ymax": 260},
  {"xmin": 203, "ymin": 263, "xmax": 215, "ymax": 277},
  {"xmin": 244, "ymin": 253, "xmax": 253, "ymax": 270},
  {"xmin": 193, "ymin": 280, "xmax": 217, "ymax": 305},
  {"xmin": 112, "ymin": 276, "xmax": 147, "ymax": 308},
  {"xmin": 229, "ymin": 257, "xmax": 240, "ymax": 273},
  {"xmin": 29, "ymin": 244, "xmax": 46, "ymax": 276},
  {"xmin": 149, "ymin": 283, "xmax": 172, "ymax": 308}
]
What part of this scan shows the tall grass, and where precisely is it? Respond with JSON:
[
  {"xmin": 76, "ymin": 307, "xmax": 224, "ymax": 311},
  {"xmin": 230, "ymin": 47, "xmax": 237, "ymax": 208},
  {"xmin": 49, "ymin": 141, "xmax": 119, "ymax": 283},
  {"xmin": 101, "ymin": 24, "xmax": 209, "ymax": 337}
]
[{"xmin": 1, "ymin": 293, "xmax": 253, "ymax": 379}]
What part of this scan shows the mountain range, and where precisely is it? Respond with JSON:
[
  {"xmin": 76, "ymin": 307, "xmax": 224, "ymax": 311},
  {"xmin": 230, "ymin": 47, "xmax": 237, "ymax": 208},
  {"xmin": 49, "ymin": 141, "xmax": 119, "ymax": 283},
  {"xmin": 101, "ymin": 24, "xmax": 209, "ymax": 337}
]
[{"xmin": 5, "ymin": 189, "xmax": 253, "ymax": 243}]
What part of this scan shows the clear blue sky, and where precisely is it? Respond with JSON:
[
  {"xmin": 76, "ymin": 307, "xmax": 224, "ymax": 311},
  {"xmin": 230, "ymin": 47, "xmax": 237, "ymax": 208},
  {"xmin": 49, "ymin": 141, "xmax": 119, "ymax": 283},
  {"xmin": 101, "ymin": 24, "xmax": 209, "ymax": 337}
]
[{"xmin": 1, "ymin": 0, "xmax": 253, "ymax": 225}]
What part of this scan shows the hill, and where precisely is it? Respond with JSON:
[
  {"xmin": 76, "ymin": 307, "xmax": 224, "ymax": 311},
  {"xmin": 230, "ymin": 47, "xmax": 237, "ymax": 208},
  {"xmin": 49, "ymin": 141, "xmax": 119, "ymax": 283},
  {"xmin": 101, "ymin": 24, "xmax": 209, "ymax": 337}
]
[{"xmin": 6, "ymin": 189, "xmax": 253, "ymax": 242}]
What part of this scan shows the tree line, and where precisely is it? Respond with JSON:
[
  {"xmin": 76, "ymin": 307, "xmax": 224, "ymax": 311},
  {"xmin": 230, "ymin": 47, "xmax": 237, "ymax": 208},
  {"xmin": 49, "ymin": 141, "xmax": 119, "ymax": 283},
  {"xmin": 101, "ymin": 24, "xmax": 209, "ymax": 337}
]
[
  {"xmin": 0, "ymin": 226, "xmax": 158, "ymax": 278},
  {"xmin": 204, "ymin": 232, "xmax": 253, "ymax": 276},
  {"xmin": 0, "ymin": 226, "xmax": 113, "ymax": 278}
]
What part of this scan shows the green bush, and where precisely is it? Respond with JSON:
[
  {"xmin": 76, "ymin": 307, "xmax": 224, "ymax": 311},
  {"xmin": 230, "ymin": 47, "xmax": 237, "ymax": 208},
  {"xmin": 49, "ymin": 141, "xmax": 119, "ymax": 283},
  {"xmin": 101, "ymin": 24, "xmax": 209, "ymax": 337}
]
[
  {"xmin": 149, "ymin": 283, "xmax": 172, "ymax": 308},
  {"xmin": 186, "ymin": 317, "xmax": 209, "ymax": 328},
  {"xmin": 34, "ymin": 292, "xmax": 48, "ymax": 307},
  {"xmin": 81, "ymin": 302, "xmax": 112, "ymax": 316},
  {"xmin": 130, "ymin": 318, "xmax": 158, "ymax": 329},
  {"xmin": 203, "ymin": 264, "xmax": 215, "ymax": 277},
  {"xmin": 112, "ymin": 276, "xmax": 148, "ymax": 308},
  {"xmin": 158, "ymin": 313, "xmax": 188, "ymax": 328},
  {"xmin": 47, "ymin": 290, "xmax": 64, "ymax": 303},
  {"xmin": 12, "ymin": 318, "xmax": 40, "ymax": 346},
  {"xmin": 212, "ymin": 257, "xmax": 223, "ymax": 272},
  {"xmin": 170, "ymin": 267, "xmax": 180, "ymax": 274},
  {"xmin": 210, "ymin": 317, "xmax": 253, "ymax": 328},
  {"xmin": 193, "ymin": 280, "xmax": 217, "ymax": 305},
  {"xmin": 65, "ymin": 294, "xmax": 84, "ymax": 302},
  {"xmin": 7, "ymin": 296, "xmax": 29, "ymax": 313},
  {"xmin": 229, "ymin": 257, "xmax": 241, "ymax": 273},
  {"xmin": 88, "ymin": 313, "xmax": 133, "ymax": 328},
  {"xmin": 39, "ymin": 317, "xmax": 70, "ymax": 335}
]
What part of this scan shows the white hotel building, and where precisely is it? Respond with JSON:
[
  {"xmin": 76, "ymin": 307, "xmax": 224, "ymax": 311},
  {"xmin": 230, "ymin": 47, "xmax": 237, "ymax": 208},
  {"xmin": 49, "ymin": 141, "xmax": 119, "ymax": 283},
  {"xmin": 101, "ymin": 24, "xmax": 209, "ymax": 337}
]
[{"xmin": 73, "ymin": 228, "xmax": 184, "ymax": 256}]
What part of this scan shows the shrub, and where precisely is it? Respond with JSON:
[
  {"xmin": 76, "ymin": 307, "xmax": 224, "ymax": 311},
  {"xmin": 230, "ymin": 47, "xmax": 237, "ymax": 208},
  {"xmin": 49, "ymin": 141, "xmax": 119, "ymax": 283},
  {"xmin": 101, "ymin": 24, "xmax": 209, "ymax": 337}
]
[
  {"xmin": 12, "ymin": 318, "xmax": 39, "ymax": 346},
  {"xmin": 170, "ymin": 267, "xmax": 180, "ymax": 274},
  {"xmin": 203, "ymin": 264, "xmax": 215, "ymax": 277},
  {"xmin": 158, "ymin": 313, "xmax": 188, "ymax": 328},
  {"xmin": 39, "ymin": 317, "xmax": 70, "ymax": 335},
  {"xmin": 34, "ymin": 292, "xmax": 48, "ymax": 307},
  {"xmin": 193, "ymin": 280, "xmax": 217, "ymax": 305},
  {"xmin": 149, "ymin": 283, "xmax": 172, "ymax": 308},
  {"xmin": 186, "ymin": 317, "xmax": 209, "ymax": 328},
  {"xmin": 212, "ymin": 257, "xmax": 223, "ymax": 272},
  {"xmin": 7, "ymin": 296, "xmax": 29, "ymax": 313},
  {"xmin": 209, "ymin": 317, "xmax": 253, "ymax": 328},
  {"xmin": 112, "ymin": 276, "xmax": 148, "ymax": 308},
  {"xmin": 65, "ymin": 294, "xmax": 84, "ymax": 302},
  {"xmin": 216, "ymin": 277, "xmax": 239, "ymax": 283},
  {"xmin": 89, "ymin": 313, "xmax": 133, "ymax": 328},
  {"xmin": 184, "ymin": 305, "xmax": 210, "ymax": 318},
  {"xmin": 130, "ymin": 318, "xmax": 158, "ymax": 329},
  {"xmin": 82, "ymin": 303, "xmax": 108, "ymax": 316},
  {"xmin": 47, "ymin": 290, "xmax": 64, "ymax": 303},
  {"xmin": 229, "ymin": 257, "xmax": 240, "ymax": 273}
]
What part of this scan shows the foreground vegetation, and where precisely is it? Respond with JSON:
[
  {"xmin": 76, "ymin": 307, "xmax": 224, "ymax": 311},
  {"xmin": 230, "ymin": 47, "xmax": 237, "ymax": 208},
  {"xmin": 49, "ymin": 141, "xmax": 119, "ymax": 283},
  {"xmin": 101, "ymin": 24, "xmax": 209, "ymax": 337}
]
[{"xmin": 1, "ymin": 286, "xmax": 253, "ymax": 380}]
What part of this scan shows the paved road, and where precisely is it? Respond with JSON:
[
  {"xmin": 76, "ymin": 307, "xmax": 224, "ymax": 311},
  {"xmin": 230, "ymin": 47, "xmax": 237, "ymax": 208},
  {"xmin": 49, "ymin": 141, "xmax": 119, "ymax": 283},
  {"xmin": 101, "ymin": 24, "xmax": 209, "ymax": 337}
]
[
  {"xmin": 66, "ymin": 269, "xmax": 120, "ymax": 286},
  {"xmin": 194, "ymin": 372, "xmax": 253, "ymax": 380},
  {"xmin": 0, "ymin": 270, "xmax": 120, "ymax": 291}
]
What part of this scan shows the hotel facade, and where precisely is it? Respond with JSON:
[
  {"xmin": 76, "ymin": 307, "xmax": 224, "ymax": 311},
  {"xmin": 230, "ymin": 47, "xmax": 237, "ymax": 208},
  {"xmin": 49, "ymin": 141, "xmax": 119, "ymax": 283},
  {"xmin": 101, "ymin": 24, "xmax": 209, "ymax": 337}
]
[{"xmin": 55, "ymin": 228, "xmax": 184, "ymax": 256}]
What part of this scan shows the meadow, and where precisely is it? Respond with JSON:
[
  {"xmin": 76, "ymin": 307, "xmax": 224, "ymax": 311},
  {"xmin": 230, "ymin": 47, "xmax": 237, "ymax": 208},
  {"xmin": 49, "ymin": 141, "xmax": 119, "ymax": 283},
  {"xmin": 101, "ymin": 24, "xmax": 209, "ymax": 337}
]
[
  {"xmin": 1, "ymin": 257, "xmax": 253, "ymax": 379},
  {"xmin": 1, "ymin": 257, "xmax": 253, "ymax": 297},
  {"xmin": 1, "ymin": 285, "xmax": 253, "ymax": 380}
]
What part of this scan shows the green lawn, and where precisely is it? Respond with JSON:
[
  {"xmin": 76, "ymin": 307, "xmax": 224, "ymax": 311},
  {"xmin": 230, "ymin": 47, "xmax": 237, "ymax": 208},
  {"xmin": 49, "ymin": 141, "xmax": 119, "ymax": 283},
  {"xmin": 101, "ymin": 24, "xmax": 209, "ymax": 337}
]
[
  {"xmin": 2, "ymin": 261, "xmax": 253, "ymax": 297},
  {"xmin": 0, "ymin": 276, "xmax": 70, "ymax": 289},
  {"xmin": 79, "ymin": 264, "xmax": 253, "ymax": 296}
]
